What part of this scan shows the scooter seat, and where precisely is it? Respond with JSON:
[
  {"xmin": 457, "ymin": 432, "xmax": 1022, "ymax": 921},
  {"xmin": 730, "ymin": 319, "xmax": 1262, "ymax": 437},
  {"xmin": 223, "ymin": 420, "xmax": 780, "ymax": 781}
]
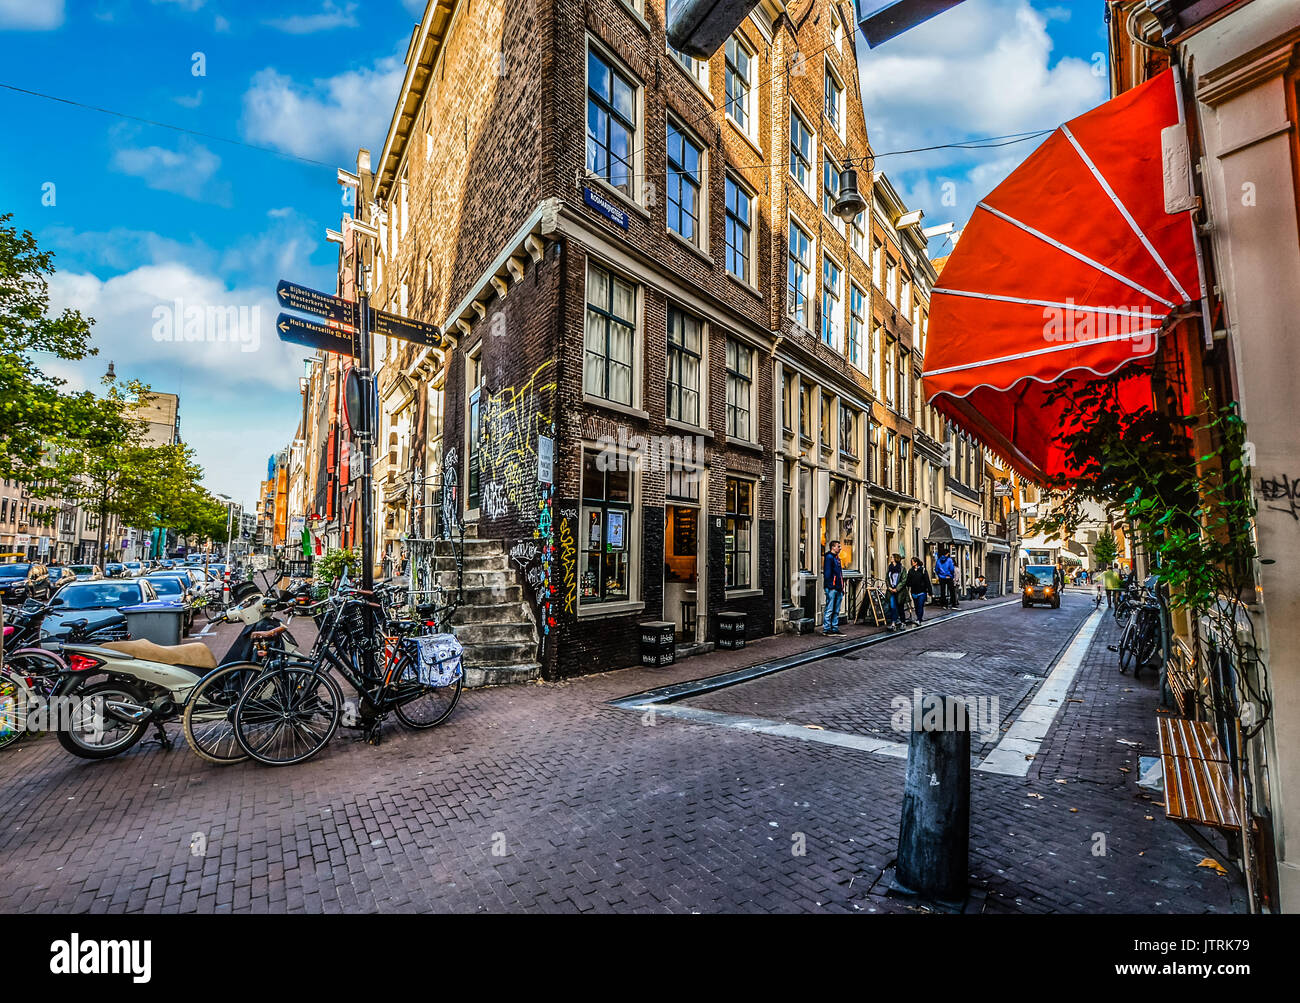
[{"xmin": 101, "ymin": 639, "xmax": 218, "ymax": 670}]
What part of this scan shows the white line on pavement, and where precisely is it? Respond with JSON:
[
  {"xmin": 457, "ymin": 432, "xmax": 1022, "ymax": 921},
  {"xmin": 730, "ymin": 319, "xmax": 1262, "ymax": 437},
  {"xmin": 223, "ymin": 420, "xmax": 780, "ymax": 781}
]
[{"xmin": 977, "ymin": 607, "xmax": 1103, "ymax": 776}]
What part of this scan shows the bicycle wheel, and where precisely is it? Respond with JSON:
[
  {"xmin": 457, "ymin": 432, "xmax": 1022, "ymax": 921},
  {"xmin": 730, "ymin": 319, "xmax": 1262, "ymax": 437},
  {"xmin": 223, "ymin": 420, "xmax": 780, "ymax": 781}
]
[
  {"xmin": 183, "ymin": 662, "xmax": 263, "ymax": 764},
  {"xmin": 4, "ymin": 648, "xmax": 67, "ymax": 702},
  {"xmin": 1117, "ymin": 622, "xmax": 1137, "ymax": 673},
  {"xmin": 391, "ymin": 654, "xmax": 463, "ymax": 730},
  {"xmin": 233, "ymin": 665, "xmax": 341, "ymax": 766},
  {"xmin": 1135, "ymin": 622, "xmax": 1161, "ymax": 671},
  {"xmin": 0, "ymin": 670, "xmax": 38, "ymax": 750}
]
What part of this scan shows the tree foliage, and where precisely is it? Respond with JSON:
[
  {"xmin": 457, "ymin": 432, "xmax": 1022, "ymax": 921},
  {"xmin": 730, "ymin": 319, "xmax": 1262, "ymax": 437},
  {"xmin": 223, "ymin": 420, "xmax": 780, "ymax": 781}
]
[{"xmin": 1092, "ymin": 526, "xmax": 1119, "ymax": 568}]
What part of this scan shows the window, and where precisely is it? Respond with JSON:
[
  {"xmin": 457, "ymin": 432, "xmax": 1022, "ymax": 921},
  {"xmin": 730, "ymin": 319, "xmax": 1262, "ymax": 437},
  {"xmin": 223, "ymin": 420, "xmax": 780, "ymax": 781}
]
[
  {"xmin": 884, "ymin": 431, "xmax": 896, "ymax": 491},
  {"xmin": 885, "ymin": 337, "xmax": 896, "ymax": 409},
  {"xmin": 725, "ymin": 477, "xmax": 753, "ymax": 589},
  {"xmin": 823, "ymin": 151, "xmax": 844, "ymax": 230},
  {"xmin": 467, "ymin": 353, "xmax": 482, "ymax": 511},
  {"xmin": 782, "ymin": 373, "xmax": 795, "ymax": 431},
  {"xmin": 584, "ymin": 262, "xmax": 636, "ymax": 405},
  {"xmin": 824, "ymin": 63, "xmax": 843, "ymax": 134},
  {"xmin": 725, "ymin": 339, "xmax": 753, "ymax": 441},
  {"xmin": 886, "ymin": 257, "xmax": 898, "ymax": 307},
  {"xmin": 852, "ymin": 212, "xmax": 867, "ymax": 259},
  {"xmin": 725, "ymin": 177, "xmax": 752, "ymax": 282},
  {"xmin": 839, "ymin": 405, "xmax": 858, "ymax": 458},
  {"xmin": 821, "ymin": 393, "xmax": 833, "ymax": 446},
  {"xmin": 724, "ymin": 36, "xmax": 753, "ymax": 134},
  {"xmin": 899, "ymin": 437, "xmax": 910, "ymax": 494},
  {"xmin": 580, "ymin": 449, "xmax": 633, "ymax": 604},
  {"xmin": 587, "ymin": 47, "xmax": 637, "ymax": 195},
  {"xmin": 799, "ymin": 383, "xmax": 812, "ymax": 439},
  {"xmin": 790, "ymin": 106, "xmax": 813, "ymax": 192},
  {"xmin": 871, "ymin": 324, "xmax": 882, "ymax": 392},
  {"xmin": 849, "ymin": 283, "xmax": 865, "ymax": 367},
  {"xmin": 900, "ymin": 272, "xmax": 912, "ymax": 313},
  {"xmin": 871, "ymin": 239, "xmax": 882, "ymax": 287},
  {"xmin": 787, "ymin": 221, "xmax": 812, "ymax": 328},
  {"xmin": 898, "ymin": 352, "xmax": 910, "ymax": 418},
  {"xmin": 666, "ymin": 121, "xmax": 703, "ymax": 245},
  {"xmin": 666, "ymin": 306, "xmax": 703, "ymax": 426},
  {"xmin": 821, "ymin": 256, "xmax": 842, "ymax": 350},
  {"xmin": 669, "ymin": 44, "xmax": 708, "ymax": 89}
]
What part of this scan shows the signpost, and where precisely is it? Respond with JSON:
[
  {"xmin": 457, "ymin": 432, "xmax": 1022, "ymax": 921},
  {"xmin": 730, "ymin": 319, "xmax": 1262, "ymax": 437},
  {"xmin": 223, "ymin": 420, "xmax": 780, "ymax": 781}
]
[
  {"xmin": 370, "ymin": 307, "xmax": 443, "ymax": 348},
  {"xmin": 276, "ymin": 314, "xmax": 358, "ymax": 358},
  {"xmin": 276, "ymin": 280, "xmax": 358, "ymax": 327}
]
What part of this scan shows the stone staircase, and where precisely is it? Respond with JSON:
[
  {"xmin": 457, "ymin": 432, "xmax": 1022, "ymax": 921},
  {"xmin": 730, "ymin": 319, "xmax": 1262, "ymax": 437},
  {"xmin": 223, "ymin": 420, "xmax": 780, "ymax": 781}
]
[{"xmin": 433, "ymin": 537, "xmax": 541, "ymax": 687}]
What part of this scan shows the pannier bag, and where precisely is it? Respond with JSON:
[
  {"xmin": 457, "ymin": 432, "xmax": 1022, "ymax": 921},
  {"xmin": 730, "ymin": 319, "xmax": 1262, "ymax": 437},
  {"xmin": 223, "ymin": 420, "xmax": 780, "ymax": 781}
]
[{"xmin": 405, "ymin": 633, "xmax": 464, "ymax": 688}]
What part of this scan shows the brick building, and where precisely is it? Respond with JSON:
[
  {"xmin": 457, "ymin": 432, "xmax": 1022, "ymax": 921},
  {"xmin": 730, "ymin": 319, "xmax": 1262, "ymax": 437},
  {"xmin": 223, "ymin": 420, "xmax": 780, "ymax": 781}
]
[{"xmin": 311, "ymin": 0, "xmax": 950, "ymax": 676}]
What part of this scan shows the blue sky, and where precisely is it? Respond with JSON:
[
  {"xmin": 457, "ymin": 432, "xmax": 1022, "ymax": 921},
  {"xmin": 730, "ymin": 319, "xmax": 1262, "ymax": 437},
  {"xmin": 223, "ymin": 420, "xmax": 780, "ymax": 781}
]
[{"xmin": 0, "ymin": 0, "xmax": 1108, "ymax": 509}]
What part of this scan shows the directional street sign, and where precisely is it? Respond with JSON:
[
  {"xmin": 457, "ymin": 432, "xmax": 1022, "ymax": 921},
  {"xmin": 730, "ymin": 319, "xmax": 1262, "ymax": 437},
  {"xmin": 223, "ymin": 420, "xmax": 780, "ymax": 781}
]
[
  {"xmin": 276, "ymin": 280, "xmax": 357, "ymax": 328},
  {"xmin": 276, "ymin": 313, "xmax": 358, "ymax": 358},
  {"xmin": 369, "ymin": 307, "xmax": 443, "ymax": 348}
]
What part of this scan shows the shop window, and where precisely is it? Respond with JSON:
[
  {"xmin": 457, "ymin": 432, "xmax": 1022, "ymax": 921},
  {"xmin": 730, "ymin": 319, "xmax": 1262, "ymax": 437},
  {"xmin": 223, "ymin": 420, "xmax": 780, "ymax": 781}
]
[{"xmin": 580, "ymin": 449, "xmax": 634, "ymax": 604}]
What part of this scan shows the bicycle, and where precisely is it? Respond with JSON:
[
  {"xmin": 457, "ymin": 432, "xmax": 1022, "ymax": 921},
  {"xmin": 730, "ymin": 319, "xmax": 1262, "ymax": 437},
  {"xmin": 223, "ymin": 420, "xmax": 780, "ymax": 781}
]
[{"xmin": 227, "ymin": 583, "xmax": 462, "ymax": 766}]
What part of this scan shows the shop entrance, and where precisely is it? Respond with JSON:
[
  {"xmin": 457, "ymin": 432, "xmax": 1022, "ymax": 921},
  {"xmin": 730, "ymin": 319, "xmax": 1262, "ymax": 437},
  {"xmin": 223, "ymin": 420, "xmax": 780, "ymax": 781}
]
[{"xmin": 665, "ymin": 504, "xmax": 702, "ymax": 642}]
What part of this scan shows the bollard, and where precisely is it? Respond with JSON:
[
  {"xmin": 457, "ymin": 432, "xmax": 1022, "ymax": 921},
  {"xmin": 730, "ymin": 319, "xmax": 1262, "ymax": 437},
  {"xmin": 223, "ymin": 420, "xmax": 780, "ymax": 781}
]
[{"xmin": 893, "ymin": 694, "xmax": 971, "ymax": 905}]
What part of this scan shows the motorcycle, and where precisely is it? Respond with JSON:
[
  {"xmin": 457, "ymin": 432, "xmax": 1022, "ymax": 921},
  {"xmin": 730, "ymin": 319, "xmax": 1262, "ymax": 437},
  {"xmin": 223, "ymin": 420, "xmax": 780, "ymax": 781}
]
[{"xmin": 51, "ymin": 591, "xmax": 301, "ymax": 760}]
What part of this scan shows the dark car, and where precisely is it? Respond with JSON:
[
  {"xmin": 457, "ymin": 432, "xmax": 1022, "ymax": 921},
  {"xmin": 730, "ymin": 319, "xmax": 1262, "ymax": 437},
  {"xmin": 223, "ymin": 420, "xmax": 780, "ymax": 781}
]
[
  {"xmin": 69, "ymin": 564, "xmax": 102, "ymax": 582},
  {"xmin": 157, "ymin": 559, "xmax": 176, "ymax": 570},
  {"xmin": 46, "ymin": 566, "xmax": 77, "ymax": 590},
  {"xmin": 1021, "ymin": 564, "xmax": 1061, "ymax": 609},
  {"xmin": 41, "ymin": 579, "xmax": 158, "ymax": 638},
  {"xmin": 0, "ymin": 563, "xmax": 52, "ymax": 604},
  {"xmin": 104, "ymin": 563, "xmax": 126, "ymax": 578}
]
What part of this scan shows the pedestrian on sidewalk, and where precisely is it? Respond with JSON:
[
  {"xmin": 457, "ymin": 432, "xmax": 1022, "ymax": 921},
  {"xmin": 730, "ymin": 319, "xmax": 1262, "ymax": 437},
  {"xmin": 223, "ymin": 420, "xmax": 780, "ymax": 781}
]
[
  {"xmin": 822, "ymin": 540, "xmax": 845, "ymax": 636},
  {"xmin": 885, "ymin": 554, "xmax": 906, "ymax": 632},
  {"xmin": 974, "ymin": 574, "xmax": 988, "ymax": 600},
  {"xmin": 1102, "ymin": 563, "xmax": 1122, "ymax": 607},
  {"xmin": 906, "ymin": 557, "xmax": 931, "ymax": 623},
  {"xmin": 934, "ymin": 548, "xmax": 958, "ymax": 609}
]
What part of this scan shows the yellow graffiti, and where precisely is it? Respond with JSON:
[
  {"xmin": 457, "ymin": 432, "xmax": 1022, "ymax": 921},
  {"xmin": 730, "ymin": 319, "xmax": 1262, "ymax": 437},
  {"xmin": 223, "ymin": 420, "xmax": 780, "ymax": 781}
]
[{"xmin": 559, "ymin": 516, "xmax": 577, "ymax": 615}]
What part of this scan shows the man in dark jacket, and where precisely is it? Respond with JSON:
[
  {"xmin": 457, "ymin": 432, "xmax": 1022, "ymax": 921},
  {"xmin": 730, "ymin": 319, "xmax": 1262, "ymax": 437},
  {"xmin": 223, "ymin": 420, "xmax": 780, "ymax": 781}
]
[
  {"xmin": 822, "ymin": 541, "xmax": 845, "ymax": 636},
  {"xmin": 906, "ymin": 558, "xmax": 931, "ymax": 622}
]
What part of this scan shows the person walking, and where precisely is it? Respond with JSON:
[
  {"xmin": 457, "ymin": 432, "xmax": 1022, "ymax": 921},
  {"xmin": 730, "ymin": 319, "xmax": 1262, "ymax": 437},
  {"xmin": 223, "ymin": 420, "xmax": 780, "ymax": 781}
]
[
  {"xmin": 906, "ymin": 557, "xmax": 931, "ymax": 623},
  {"xmin": 934, "ymin": 548, "xmax": 957, "ymax": 609},
  {"xmin": 884, "ymin": 554, "xmax": 906, "ymax": 632},
  {"xmin": 1102, "ymin": 562, "xmax": 1122, "ymax": 608},
  {"xmin": 822, "ymin": 540, "xmax": 845, "ymax": 636}
]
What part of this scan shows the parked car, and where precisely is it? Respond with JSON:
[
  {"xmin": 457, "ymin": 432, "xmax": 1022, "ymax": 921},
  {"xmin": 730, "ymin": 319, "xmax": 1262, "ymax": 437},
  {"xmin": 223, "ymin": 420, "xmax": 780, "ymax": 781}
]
[
  {"xmin": 41, "ymin": 578, "xmax": 159, "ymax": 637},
  {"xmin": 157, "ymin": 559, "xmax": 176, "ymax": 570},
  {"xmin": 69, "ymin": 564, "xmax": 103, "ymax": 581},
  {"xmin": 103, "ymin": 562, "xmax": 126, "ymax": 578},
  {"xmin": 0, "ymin": 563, "xmax": 52, "ymax": 604},
  {"xmin": 122, "ymin": 561, "xmax": 145, "ymax": 577},
  {"xmin": 46, "ymin": 566, "xmax": 77, "ymax": 590}
]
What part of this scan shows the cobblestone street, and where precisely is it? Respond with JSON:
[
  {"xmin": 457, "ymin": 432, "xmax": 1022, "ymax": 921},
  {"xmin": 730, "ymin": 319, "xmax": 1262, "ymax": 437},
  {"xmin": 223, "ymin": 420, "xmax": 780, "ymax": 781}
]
[{"xmin": 0, "ymin": 592, "xmax": 1242, "ymax": 913}]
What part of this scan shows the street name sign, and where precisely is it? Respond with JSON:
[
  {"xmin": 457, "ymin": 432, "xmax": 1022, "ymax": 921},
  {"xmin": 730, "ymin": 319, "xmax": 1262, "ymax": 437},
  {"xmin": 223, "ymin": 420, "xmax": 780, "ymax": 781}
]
[
  {"xmin": 276, "ymin": 313, "xmax": 358, "ymax": 358},
  {"xmin": 276, "ymin": 280, "xmax": 357, "ymax": 327},
  {"xmin": 370, "ymin": 307, "xmax": 443, "ymax": 348}
]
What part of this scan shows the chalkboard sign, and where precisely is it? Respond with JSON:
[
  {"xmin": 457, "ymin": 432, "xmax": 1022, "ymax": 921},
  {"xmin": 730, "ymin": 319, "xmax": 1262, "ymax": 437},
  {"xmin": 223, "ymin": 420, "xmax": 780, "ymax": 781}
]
[{"xmin": 866, "ymin": 587, "xmax": 887, "ymax": 627}]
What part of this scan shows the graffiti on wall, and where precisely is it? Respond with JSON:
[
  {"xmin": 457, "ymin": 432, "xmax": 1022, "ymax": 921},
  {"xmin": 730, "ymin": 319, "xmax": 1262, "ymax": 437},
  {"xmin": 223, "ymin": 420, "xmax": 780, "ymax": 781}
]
[
  {"xmin": 536, "ymin": 481, "xmax": 555, "ymax": 635},
  {"xmin": 478, "ymin": 359, "xmax": 557, "ymax": 522},
  {"xmin": 1260, "ymin": 473, "xmax": 1300, "ymax": 522},
  {"xmin": 558, "ymin": 505, "xmax": 578, "ymax": 616}
]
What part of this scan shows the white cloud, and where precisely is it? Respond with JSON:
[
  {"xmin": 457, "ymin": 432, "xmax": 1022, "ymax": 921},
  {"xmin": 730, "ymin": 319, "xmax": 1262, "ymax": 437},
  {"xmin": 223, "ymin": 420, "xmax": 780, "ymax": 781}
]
[
  {"xmin": 111, "ymin": 139, "xmax": 229, "ymax": 204},
  {"xmin": 241, "ymin": 53, "xmax": 405, "ymax": 161},
  {"xmin": 267, "ymin": 1, "xmax": 358, "ymax": 34},
  {"xmin": 858, "ymin": 0, "xmax": 1106, "ymax": 239},
  {"xmin": 0, "ymin": 0, "xmax": 64, "ymax": 29},
  {"xmin": 152, "ymin": 0, "xmax": 206, "ymax": 11},
  {"xmin": 174, "ymin": 90, "xmax": 204, "ymax": 108}
]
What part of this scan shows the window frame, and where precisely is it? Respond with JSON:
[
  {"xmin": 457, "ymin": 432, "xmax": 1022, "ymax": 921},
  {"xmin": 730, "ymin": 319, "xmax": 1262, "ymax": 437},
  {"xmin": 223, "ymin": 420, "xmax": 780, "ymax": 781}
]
[
  {"xmin": 789, "ymin": 102, "xmax": 815, "ymax": 196},
  {"xmin": 579, "ymin": 448, "xmax": 637, "ymax": 607},
  {"xmin": 787, "ymin": 216, "xmax": 814, "ymax": 330},
  {"xmin": 821, "ymin": 254, "xmax": 843, "ymax": 351},
  {"xmin": 725, "ymin": 475, "xmax": 755, "ymax": 591},
  {"xmin": 583, "ymin": 259, "xmax": 638, "ymax": 407},
  {"xmin": 666, "ymin": 304, "xmax": 704, "ymax": 427},
  {"xmin": 724, "ymin": 174, "xmax": 754, "ymax": 284},
  {"xmin": 848, "ymin": 282, "xmax": 866, "ymax": 369},
  {"xmin": 822, "ymin": 147, "xmax": 845, "ymax": 234},
  {"xmin": 585, "ymin": 41, "xmax": 641, "ymax": 200},
  {"xmin": 725, "ymin": 338, "xmax": 755, "ymax": 443},
  {"xmin": 724, "ymin": 34, "xmax": 756, "ymax": 140},
  {"xmin": 823, "ymin": 58, "xmax": 845, "ymax": 139},
  {"xmin": 666, "ymin": 117, "xmax": 706, "ymax": 248}
]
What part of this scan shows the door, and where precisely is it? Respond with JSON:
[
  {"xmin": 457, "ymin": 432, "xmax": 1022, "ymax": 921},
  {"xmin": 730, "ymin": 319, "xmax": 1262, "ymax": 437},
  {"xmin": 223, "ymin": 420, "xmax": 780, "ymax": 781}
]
[{"xmin": 665, "ymin": 504, "xmax": 700, "ymax": 642}]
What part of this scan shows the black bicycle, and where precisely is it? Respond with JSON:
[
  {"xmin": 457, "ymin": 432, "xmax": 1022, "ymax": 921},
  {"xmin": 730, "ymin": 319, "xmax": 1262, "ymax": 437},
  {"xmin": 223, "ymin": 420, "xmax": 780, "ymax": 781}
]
[{"xmin": 229, "ymin": 583, "xmax": 462, "ymax": 766}]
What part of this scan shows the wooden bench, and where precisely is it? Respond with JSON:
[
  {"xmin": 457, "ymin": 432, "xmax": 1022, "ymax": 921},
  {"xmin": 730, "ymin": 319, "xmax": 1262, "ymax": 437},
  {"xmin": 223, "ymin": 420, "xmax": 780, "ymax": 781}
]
[
  {"xmin": 1157, "ymin": 717, "xmax": 1240, "ymax": 831},
  {"xmin": 1164, "ymin": 639, "xmax": 1196, "ymax": 717}
]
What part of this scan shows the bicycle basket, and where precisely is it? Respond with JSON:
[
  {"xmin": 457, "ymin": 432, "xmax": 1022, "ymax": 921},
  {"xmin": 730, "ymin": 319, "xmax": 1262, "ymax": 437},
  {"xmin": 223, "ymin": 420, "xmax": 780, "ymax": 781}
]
[{"xmin": 403, "ymin": 633, "xmax": 464, "ymax": 688}]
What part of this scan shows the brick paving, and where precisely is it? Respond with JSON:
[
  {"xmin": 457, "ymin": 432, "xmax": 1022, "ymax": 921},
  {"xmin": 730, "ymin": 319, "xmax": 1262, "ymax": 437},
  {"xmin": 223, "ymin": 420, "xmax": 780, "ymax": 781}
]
[{"xmin": 0, "ymin": 594, "xmax": 1241, "ymax": 913}]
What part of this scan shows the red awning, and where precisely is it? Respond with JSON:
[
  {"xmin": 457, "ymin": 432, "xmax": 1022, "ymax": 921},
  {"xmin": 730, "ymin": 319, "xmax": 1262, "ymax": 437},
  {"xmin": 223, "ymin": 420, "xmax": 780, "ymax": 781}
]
[{"xmin": 923, "ymin": 69, "xmax": 1201, "ymax": 482}]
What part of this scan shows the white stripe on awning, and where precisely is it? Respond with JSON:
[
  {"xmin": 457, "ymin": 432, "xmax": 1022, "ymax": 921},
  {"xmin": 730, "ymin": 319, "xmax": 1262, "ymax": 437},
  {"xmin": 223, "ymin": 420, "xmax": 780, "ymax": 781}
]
[{"xmin": 923, "ymin": 327, "xmax": 1161, "ymax": 378}]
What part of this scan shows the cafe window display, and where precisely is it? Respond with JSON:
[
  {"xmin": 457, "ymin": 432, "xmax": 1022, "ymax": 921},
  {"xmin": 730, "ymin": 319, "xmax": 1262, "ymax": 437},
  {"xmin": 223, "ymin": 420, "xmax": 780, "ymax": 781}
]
[
  {"xmin": 580, "ymin": 449, "xmax": 634, "ymax": 604},
  {"xmin": 725, "ymin": 477, "xmax": 753, "ymax": 590}
]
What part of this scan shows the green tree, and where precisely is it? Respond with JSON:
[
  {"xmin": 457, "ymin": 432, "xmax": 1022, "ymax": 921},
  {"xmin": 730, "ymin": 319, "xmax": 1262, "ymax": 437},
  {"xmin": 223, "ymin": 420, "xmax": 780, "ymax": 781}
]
[
  {"xmin": 1092, "ymin": 526, "xmax": 1119, "ymax": 568},
  {"xmin": 0, "ymin": 214, "xmax": 124, "ymax": 489}
]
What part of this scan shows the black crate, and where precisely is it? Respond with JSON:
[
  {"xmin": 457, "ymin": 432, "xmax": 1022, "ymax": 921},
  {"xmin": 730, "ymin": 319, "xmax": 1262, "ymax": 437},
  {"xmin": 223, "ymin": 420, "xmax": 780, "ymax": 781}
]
[
  {"xmin": 717, "ymin": 611, "xmax": 747, "ymax": 649},
  {"xmin": 639, "ymin": 620, "xmax": 676, "ymax": 666}
]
